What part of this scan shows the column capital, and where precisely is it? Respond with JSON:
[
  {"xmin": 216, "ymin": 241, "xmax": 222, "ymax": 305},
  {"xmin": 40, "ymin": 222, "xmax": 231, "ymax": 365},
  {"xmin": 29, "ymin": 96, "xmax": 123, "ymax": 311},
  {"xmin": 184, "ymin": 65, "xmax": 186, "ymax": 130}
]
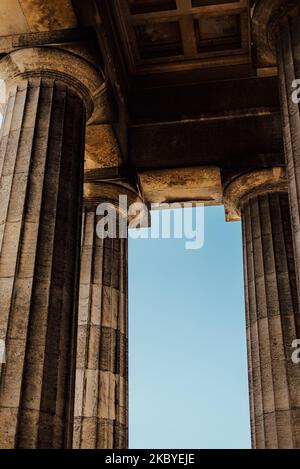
[
  {"xmin": 0, "ymin": 47, "xmax": 104, "ymax": 120},
  {"xmin": 84, "ymin": 180, "xmax": 146, "ymax": 222},
  {"xmin": 224, "ymin": 167, "xmax": 287, "ymax": 221},
  {"xmin": 252, "ymin": 0, "xmax": 299, "ymax": 66}
]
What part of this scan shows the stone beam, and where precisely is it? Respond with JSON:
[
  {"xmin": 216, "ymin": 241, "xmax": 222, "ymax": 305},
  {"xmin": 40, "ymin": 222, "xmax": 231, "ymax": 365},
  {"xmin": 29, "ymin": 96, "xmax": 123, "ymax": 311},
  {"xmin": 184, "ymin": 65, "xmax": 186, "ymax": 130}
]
[
  {"xmin": 0, "ymin": 0, "xmax": 77, "ymax": 37},
  {"xmin": 130, "ymin": 111, "xmax": 283, "ymax": 170},
  {"xmin": 138, "ymin": 166, "xmax": 223, "ymax": 206}
]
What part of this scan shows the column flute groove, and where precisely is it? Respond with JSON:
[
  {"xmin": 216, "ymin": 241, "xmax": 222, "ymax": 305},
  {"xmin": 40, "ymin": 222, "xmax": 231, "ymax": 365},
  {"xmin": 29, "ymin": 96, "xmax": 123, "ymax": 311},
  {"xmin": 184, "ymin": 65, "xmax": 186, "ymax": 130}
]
[
  {"xmin": 225, "ymin": 168, "xmax": 300, "ymax": 448},
  {"xmin": 277, "ymin": 16, "xmax": 300, "ymax": 292},
  {"xmin": 74, "ymin": 209, "xmax": 128, "ymax": 449},
  {"xmin": 245, "ymin": 200, "xmax": 267, "ymax": 447},
  {"xmin": 0, "ymin": 47, "xmax": 103, "ymax": 448},
  {"xmin": 73, "ymin": 181, "xmax": 143, "ymax": 449}
]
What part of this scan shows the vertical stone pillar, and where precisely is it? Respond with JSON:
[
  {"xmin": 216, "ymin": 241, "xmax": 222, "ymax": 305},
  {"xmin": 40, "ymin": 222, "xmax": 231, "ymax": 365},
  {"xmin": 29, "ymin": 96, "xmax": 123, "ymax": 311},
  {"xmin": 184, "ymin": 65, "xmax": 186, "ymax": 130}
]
[
  {"xmin": 277, "ymin": 14, "xmax": 300, "ymax": 296},
  {"xmin": 73, "ymin": 182, "xmax": 144, "ymax": 449},
  {"xmin": 225, "ymin": 168, "xmax": 300, "ymax": 448},
  {"xmin": 0, "ymin": 48, "xmax": 102, "ymax": 448}
]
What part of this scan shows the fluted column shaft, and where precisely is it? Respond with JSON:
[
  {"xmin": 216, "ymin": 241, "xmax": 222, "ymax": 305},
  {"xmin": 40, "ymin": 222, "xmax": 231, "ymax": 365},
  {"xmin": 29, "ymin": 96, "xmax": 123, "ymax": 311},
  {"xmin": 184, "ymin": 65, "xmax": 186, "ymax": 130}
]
[
  {"xmin": 277, "ymin": 15, "xmax": 300, "ymax": 296},
  {"xmin": 0, "ymin": 47, "xmax": 102, "ymax": 448},
  {"xmin": 242, "ymin": 191, "xmax": 300, "ymax": 448},
  {"xmin": 0, "ymin": 76, "xmax": 85, "ymax": 448},
  {"xmin": 73, "ymin": 208, "xmax": 128, "ymax": 449},
  {"xmin": 0, "ymin": 41, "xmax": 106, "ymax": 449}
]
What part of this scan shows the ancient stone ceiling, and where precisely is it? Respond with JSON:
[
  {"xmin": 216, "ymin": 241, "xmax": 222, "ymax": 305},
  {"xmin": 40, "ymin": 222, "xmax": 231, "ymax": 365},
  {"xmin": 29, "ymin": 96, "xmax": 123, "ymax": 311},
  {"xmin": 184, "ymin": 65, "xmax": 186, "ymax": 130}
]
[
  {"xmin": 113, "ymin": 0, "xmax": 251, "ymax": 76},
  {"xmin": 0, "ymin": 0, "xmax": 286, "ymax": 178}
]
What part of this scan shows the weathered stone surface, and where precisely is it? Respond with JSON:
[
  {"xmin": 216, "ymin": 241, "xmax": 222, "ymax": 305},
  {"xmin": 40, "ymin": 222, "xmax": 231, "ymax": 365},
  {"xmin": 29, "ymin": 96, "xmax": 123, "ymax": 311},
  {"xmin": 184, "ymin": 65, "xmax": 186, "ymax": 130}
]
[
  {"xmin": 138, "ymin": 166, "xmax": 222, "ymax": 206},
  {"xmin": 0, "ymin": 47, "xmax": 103, "ymax": 122},
  {"xmin": 0, "ymin": 0, "xmax": 77, "ymax": 36},
  {"xmin": 0, "ymin": 47, "xmax": 102, "ymax": 448},
  {"xmin": 278, "ymin": 16, "xmax": 300, "ymax": 304},
  {"xmin": 225, "ymin": 171, "xmax": 300, "ymax": 448},
  {"xmin": 85, "ymin": 125, "xmax": 121, "ymax": 170},
  {"xmin": 0, "ymin": 76, "xmax": 84, "ymax": 448},
  {"xmin": 73, "ymin": 209, "xmax": 128, "ymax": 449},
  {"xmin": 224, "ymin": 167, "xmax": 287, "ymax": 221},
  {"xmin": 19, "ymin": 0, "xmax": 77, "ymax": 33},
  {"xmin": 252, "ymin": 0, "xmax": 299, "ymax": 67},
  {"xmin": 242, "ymin": 191, "xmax": 300, "ymax": 448}
]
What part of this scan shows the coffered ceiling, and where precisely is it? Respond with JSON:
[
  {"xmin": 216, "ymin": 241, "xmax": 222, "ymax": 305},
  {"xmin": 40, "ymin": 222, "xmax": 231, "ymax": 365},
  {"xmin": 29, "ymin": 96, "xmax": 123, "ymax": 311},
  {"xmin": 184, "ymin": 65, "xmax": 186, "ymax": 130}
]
[{"xmin": 113, "ymin": 0, "xmax": 251, "ymax": 75}]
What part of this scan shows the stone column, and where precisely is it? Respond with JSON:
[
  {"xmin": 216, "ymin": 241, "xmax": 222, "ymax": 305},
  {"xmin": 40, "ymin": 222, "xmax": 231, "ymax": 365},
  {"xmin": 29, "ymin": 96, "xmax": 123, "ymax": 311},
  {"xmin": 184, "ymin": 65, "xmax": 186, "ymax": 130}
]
[
  {"xmin": 73, "ymin": 182, "xmax": 144, "ymax": 449},
  {"xmin": 225, "ymin": 168, "xmax": 300, "ymax": 448},
  {"xmin": 0, "ymin": 47, "xmax": 102, "ymax": 448},
  {"xmin": 277, "ymin": 13, "xmax": 300, "ymax": 298}
]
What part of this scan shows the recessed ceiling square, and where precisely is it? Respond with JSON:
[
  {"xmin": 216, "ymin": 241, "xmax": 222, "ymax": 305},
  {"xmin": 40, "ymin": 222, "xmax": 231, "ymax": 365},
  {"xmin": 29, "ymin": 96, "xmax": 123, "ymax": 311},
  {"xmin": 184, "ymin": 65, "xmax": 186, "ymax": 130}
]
[
  {"xmin": 195, "ymin": 14, "xmax": 241, "ymax": 52},
  {"xmin": 135, "ymin": 22, "xmax": 183, "ymax": 59}
]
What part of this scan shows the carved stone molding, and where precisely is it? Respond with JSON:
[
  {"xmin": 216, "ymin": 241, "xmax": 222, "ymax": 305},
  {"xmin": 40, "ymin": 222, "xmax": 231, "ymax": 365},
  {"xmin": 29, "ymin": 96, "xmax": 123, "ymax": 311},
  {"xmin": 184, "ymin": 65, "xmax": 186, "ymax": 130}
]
[
  {"xmin": 224, "ymin": 167, "xmax": 288, "ymax": 221},
  {"xmin": 84, "ymin": 180, "xmax": 145, "ymax": 220},
  {"xmin": 0, "ymin": 47, "xmax": 104, "ymax": 121}
]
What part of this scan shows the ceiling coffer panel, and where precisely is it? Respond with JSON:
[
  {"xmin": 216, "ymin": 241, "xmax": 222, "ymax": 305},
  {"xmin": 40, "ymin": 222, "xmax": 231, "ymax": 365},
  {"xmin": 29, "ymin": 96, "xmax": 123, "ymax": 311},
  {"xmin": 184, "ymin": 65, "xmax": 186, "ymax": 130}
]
[{"xmin": 114, "ymin": 0, "xmax": 251, "ymax": 75}]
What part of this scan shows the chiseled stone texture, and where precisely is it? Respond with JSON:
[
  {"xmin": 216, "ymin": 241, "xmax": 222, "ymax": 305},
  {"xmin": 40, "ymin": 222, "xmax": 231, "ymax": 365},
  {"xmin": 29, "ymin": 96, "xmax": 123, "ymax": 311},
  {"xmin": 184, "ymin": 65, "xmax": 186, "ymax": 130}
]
[
  {"xmin": 73, "ymin": 209, "xmax": 128, "ymax": 449},
  {"xmin": 138, "ymin": 166, "xmax": 222, "ymax": 206},
  {"xmin": 0, "ymin": 77, "xmax": 85, "ymax": 448},
  {"xmin": 278, "ymin": 16, "xmax": 300, "ymax": 299},
  {"xmin": 242, "ymin": 192, "xmax": 300, "ymax": 448},
  {"xmin": 0, "ymin": 0, "xmax": 77, "ymax": 36},
  {"xmin": 85, "ymin": 125, "xmax": 121, "ymax": 170}
]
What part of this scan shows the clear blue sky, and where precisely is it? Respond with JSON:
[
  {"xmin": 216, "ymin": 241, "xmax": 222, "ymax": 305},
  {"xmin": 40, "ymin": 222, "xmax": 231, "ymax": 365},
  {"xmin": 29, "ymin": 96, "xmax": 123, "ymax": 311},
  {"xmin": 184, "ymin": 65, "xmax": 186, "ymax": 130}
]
[{"xmin": 128, "ymin": 205, "xmax": 251, "ymax": 449}]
